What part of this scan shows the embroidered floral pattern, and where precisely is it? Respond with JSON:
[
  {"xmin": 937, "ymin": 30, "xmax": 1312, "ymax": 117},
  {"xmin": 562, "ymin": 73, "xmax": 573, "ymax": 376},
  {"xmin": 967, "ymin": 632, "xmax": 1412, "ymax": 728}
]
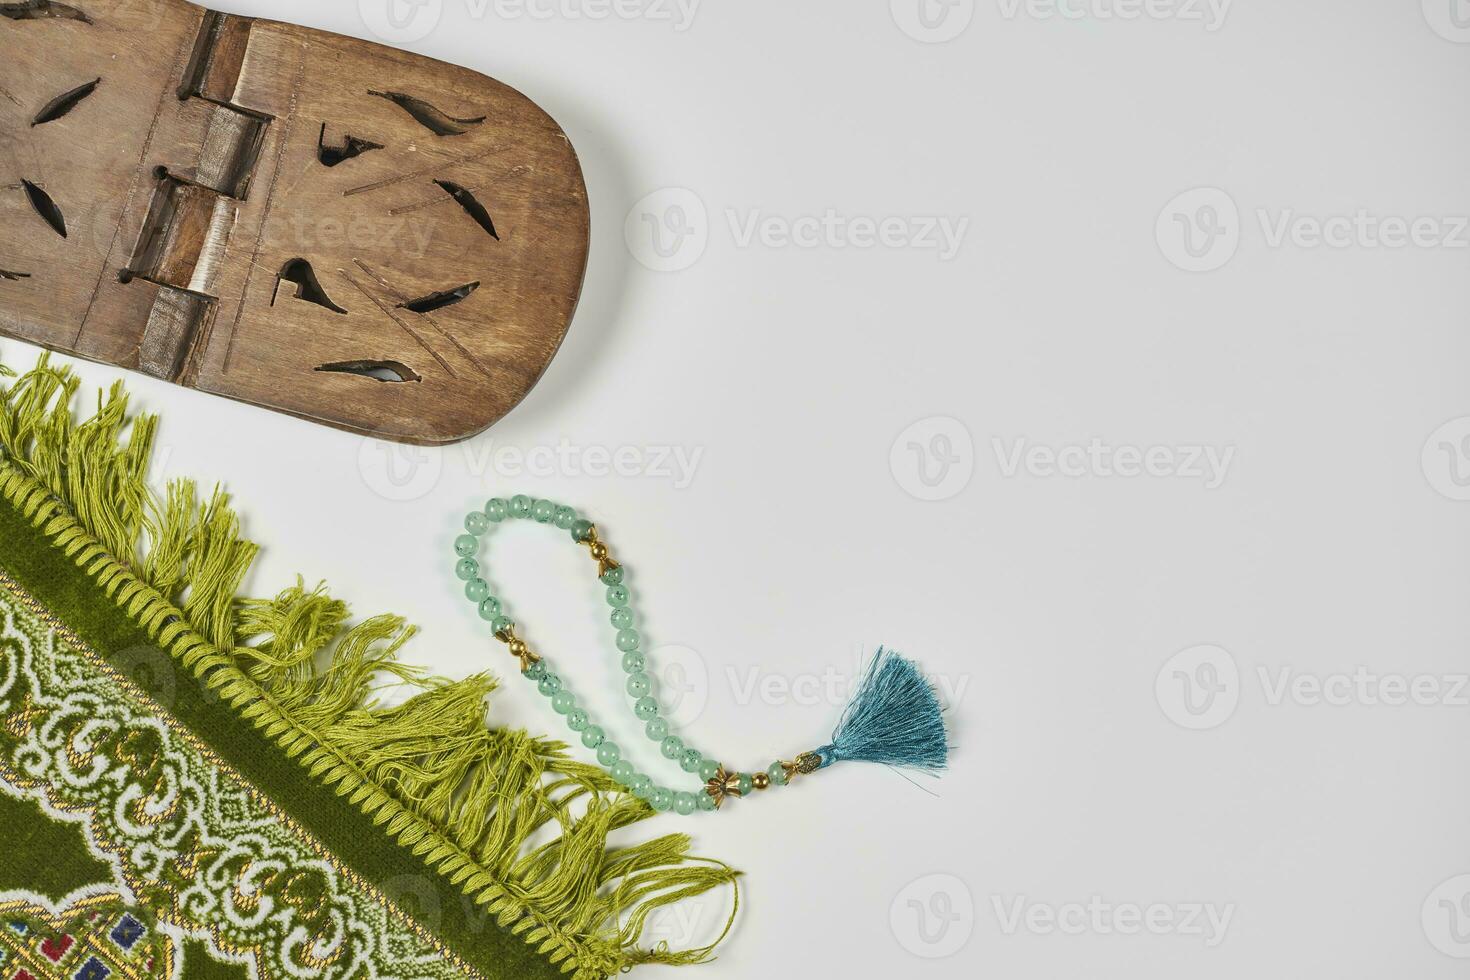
[
  {"xmin": 0, "ymin": 897, "xmax": 174, "ymax": 980},
  {"xmin": 0, "ymin": 593, "xmax": 471, "ymax": 979}
]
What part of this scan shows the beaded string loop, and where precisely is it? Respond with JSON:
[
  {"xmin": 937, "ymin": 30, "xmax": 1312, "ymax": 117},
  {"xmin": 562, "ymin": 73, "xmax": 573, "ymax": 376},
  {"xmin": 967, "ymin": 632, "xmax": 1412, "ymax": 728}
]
[{"xmin": 454, "ymin": 495, "xmax": 805, "ymax": 814}]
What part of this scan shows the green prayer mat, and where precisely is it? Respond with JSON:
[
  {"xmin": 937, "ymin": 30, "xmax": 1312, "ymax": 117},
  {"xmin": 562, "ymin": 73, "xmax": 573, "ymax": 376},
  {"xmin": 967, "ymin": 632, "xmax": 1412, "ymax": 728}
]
[{"xmin": 0, "ymin": 355, "xmax": 738, "ymax": 979}]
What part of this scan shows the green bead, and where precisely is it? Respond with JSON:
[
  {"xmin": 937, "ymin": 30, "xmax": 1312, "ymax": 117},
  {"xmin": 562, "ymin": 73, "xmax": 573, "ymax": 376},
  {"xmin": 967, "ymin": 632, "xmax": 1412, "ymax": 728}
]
[
  {"xmin": 673, "ymin": 792, "xmax": 697, "ymax": 815},
  {"xmin": 454, "ymin": 558, "xmax": 478, "ymax": 581},
  {"xmin": 454, "ymin": 534, "xmax": 478, "ymax": 557},
  {"xmin": 605, "ymin": 585, "xmax": 629, "ymax": 608},
  {"xmin": 537, "ymin": 673, "xmax": 562, "ymax": 696},
  {"xmin": 679, "ymin": 749, "xmax": 702, "ymax": 774},
  {"xmin": 767, "ymin": 762, "xmax": 788, "ymax": 786},
  {"xmin": 633, "ymin": 696, "xmax": 659, "ymax": 721},
  {"xmin": 581, "ymin": 726, "xmax": 604, "ymax": 749},
  {"xmin": 610, "ymin": 608, "xmax": 634, "ymax": 630},
  {"xmin": 485, "ymin": 498, "xmax": 508, "ymax": 522},
  {"xmin": 478, "ymin": 597, "xmax": 502, "ymax": 621},
  {"xmin": 465, "ymin": 511, "xmax": 489, "ymax": 535},
  {"xmin": 595, "ymin": 741, "xmax": 622, "ymax": 767},
  {"xmin": 620, "ymin": 650, "xmax": 645, "ymax": 673},
  {"xmin": 491, "ymin": 615, "xmax": 513, "ymax": 634},
  {"xmin": 610, "ymin": 760, "xmax": 635, "ymax": 784},
  {"xmin": 625, "ymin": 672, "xmax": 651, "ymax": 698},
  {"xmin": 465, "ymin": 578, "xmax": 490, "ymax": 603},
  {"xmin": 570, "ymin": 519, "xmax": 593, "ymax": 542},
  {"xmin": 660, "ymin": 736, "xmax": 684, "ymax": 760},
  {"xmin": 550, "ymin": 691, "xmax": 575, "ymax": 714},
  {"xmin": 629, "ymin": 774, "xmax": 653, "ymax": 797},
  {"xmin": 645, "ymin": 718, "xmax": 669, "ymax": 740},
  {"xmin": 649, "ymin": 787, "xmax": 673, "ymax": 812},
  {"xmin": 509, "ymin": 495, "xmax": 533, "ymax": 518},
  {"xmin": 600, "ymin": 566, "xmax": 624, "ymax": 587},
  {"xmin": 695, "ymin": 791, "xmax": 716, "ymax": 811},
  {"xmin": 615, "ymin": 629, "xmax": 640, "ymax": 653},
  {"xmin": 736, "ymin": 773, "xmax": 753, "ymax": 795},
  {"xmin": 553, "ymin": 505, "xmax": 576, "ymax": 529},
  {"xmin": 566, "ymin": 708, "xmax": 588, "ymax": 731},
  {"xmin": 532, "ymin": 500, "xmax": 555, "ymax": 524},
  {"xmin": 698, "ymin": 760, "xmax": 720, "ymax": 782},
  {"xmin": 524, "ymin": 660, "xmax": 547, "ymax": 681}
]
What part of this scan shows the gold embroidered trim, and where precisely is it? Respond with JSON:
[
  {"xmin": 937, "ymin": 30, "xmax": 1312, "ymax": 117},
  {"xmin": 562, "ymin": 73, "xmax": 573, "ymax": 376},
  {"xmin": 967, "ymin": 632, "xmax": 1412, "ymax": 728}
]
[{"xmin": 0, "ymin": 569, "xmax": 484, "ymax": 979}]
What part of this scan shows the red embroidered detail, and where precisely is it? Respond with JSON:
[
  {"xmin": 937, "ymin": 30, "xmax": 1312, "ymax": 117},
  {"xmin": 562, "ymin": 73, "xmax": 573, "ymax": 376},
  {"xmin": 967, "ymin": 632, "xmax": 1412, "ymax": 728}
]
[{"xmin": 39, "ymin": 935, "xmax": 73, "ymax": 961}]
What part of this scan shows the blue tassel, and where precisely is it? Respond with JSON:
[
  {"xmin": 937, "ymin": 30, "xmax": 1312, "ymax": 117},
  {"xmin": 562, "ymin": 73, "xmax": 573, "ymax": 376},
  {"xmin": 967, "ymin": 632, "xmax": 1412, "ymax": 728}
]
[{"xmin": 808, "ymin": 648, "xmax": 948, "ymax": 772}]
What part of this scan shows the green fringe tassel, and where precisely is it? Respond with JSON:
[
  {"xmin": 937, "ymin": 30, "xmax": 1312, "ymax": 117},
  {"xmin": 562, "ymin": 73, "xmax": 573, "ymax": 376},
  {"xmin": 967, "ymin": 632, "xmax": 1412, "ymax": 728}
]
[{"xmin": 0, "ymin": 353, "xmax": 739, "ymax": 978}]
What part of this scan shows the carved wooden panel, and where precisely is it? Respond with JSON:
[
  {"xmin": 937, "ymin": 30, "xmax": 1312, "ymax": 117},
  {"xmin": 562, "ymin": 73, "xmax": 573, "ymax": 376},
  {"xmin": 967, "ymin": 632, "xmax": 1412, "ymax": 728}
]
[{"xmin": 0, "ymin": 0, "xmax": 590, "ymax": 444}]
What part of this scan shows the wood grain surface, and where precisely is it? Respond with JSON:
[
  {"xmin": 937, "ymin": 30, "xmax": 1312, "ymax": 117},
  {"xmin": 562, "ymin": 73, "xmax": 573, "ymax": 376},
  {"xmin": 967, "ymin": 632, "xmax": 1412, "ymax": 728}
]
[{"xmin": 0, "ymin": 0, "xmax": 590, "ymax": 444}]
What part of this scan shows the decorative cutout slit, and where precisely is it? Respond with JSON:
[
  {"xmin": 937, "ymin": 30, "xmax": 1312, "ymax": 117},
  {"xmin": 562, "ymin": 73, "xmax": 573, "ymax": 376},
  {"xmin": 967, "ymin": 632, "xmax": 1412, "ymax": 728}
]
[
  {"xmin": 434, "ymin": 180, "xmax": 497, "ymax": 240},
  {"xmin": 314, "ymin": 360, "xmax": 420, "ymax": 383},
  {"xmin": 0, "ymin": 1, "xmax": 91, "ymax": 22},
  {"xmin": 21, "ymin": 180, "xmax": 66, "ymax": 238},
  {"xmin": 368, "ymin": 90, "xmax": 484, "ymax": 136},
  {"xmin": 398, "ymin": 281, "xmax": 479, "ymax": 313},
  {"xmin": 32, "ymin": 77, "xmax": 99, "ymax": 126},
  {"xmin": 0, "ymin": 269, "xmax": 30, "ymax": 281},
  {"xmin": 272, "ymin": 259, "xmax": 347, "ymax": 314},
  {"xmin": 317, "ymin": 124, "xmax": 384, "ymax": 167}
]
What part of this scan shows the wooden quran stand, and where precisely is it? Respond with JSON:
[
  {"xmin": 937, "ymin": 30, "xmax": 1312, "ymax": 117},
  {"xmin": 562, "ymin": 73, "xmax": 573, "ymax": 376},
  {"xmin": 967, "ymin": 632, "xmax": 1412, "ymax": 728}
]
[{"xmin": 0, "ymin": 0, "xmax": 591, "ymax": 444}]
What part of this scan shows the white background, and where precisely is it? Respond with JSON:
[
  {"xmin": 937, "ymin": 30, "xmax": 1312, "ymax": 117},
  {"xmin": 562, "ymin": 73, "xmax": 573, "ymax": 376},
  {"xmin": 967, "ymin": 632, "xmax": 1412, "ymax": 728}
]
[{"xmin": 10, "ymin": 1, "xmax": 1470, "ymax": 976}]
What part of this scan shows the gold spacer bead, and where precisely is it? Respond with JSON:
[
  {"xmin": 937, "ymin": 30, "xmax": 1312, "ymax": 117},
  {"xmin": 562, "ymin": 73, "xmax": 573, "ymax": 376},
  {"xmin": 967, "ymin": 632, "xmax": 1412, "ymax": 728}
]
[
  {"xmin": 751, "ymin": 771, "xmax": 770, "ymax": 790},
  {"xmin": 793, "ymin": 751, "xmax": 823, "ymax": 774},
  {"xmin": 508, "ymin": 639, "xmax": 528, "ymax": 658},
  {"xmin": 590, "ymin": 542, "xmax": 608, "ymax": 561}
]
